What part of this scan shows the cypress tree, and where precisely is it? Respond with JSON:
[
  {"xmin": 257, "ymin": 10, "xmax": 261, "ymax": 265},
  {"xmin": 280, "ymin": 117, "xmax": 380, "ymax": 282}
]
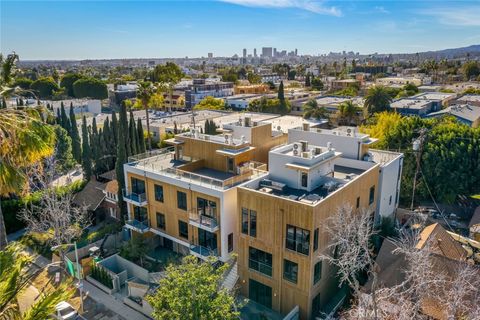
[
  {"xmin": 137, "ymin": 118, "xmax": 146, "ymax": 154},
  {"xmin": 305, "ymin": 74, "xmax": 311, "ymax": 87},
  {"xmin": 56, "ymin": 108, "xmax": 62, "ymax": 125},
  {"xmin": 69, "ymin": 106, "xmax": 82, "ymax": 163},
  {"xmin": 111, "ymin": 111, "xmax": 118, "ymax": 147},
  {"xmin": 278, "ymin": 81, "xmax": 285, "ymax": 103},
  {"xmin": 54, "ymin": 126, "xmax": 75, "ymax": 173},
  {"xmin": 116, "ymin": 103, "xmax": 128, "ymax": 220},
  {"xmin": 81, "ymin": 116, "xmax": 92, "ymax": 179},
  {"xmin": 1, "ymin": 98, "xmax": 6, "ymax": 109},
  {"xmin": 129, "ymin": 111, "xmax": 138, "ymax": 155},
  {"xmin": 91, "ymin": 117, "xmax": 101, "ymax": 174},
  {"xmin": 60, "ymin": 102, "xmax": 71, "ymax": 135},
  {"xmin": 103, "ymin": 119, "xmax": 114, "ymax": 170}
]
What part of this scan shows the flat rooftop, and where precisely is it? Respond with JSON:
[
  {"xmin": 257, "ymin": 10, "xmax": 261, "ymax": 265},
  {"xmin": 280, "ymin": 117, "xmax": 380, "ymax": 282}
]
[
  {"xmin": 265, "ymin": 115, "xmax": 326, "ymax": 133},
  {"xmin": 290, "ymin": 125, "xmax": 376, "ymax": 143},
  {"xmin": 225, "ymin": 94, "xmax": 263, "ymax": 100},
  {"xmin": 457, "ymin": 94, "xmax": 480, "ymax": 103},
  {"xmin": 411, "ymin": 92, "xmax": 456, "ymax": 101},
  {"xmin": 390, "ymin": 99, "xmax": 432, "ymax": 110},
  {"xmin": 244, "ymin": 164, "xmax": 366, "ymax": 205},
  {"xmin": 427, "ymin": 104, "xmax": 480, "ymax": 122}
]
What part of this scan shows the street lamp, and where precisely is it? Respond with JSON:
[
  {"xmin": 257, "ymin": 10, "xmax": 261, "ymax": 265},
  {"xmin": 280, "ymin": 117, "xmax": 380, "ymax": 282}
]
[{"xmin": 51, "ymin": 242, "xmax": 84, "ymax": 313}]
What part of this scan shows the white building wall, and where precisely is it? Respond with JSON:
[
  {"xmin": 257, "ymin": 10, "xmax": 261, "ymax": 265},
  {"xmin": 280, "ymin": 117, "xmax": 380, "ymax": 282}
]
[
  {"xmin": 219, "ymin": 187, "xmax": 237, "ymax": 262},
  {"xmin": 288, "ymin": 129, "xmax": 364, "ymax": 160},
  {"xmin": 375, "ymin": 155, "xmax": 403, "ymax": 224}
]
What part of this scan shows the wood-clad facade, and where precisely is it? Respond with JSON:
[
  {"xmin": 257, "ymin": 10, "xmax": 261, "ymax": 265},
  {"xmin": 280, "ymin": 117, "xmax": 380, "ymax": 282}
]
[{"xmin": 236, "ymin": 165, "xmax": 380, "ymax": 319}]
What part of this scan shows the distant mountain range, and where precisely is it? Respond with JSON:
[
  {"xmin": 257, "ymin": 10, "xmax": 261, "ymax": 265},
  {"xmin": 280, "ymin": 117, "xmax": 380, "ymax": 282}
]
[{"xmin": 392, "ymin": 45, "xmax": 480, "ymax": 60}]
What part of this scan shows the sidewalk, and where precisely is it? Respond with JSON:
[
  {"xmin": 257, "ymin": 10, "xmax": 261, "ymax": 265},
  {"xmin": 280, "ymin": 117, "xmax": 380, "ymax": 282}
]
[{"xmin": 26, "ymin": 249, "xmax": 150, "ymax": 320}]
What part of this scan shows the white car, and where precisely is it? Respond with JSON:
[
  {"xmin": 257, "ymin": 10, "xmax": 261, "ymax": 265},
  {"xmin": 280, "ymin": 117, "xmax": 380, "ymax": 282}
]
[{"xmin": 54, "ymin": 301, "xmax": 78, "ymax": 320}]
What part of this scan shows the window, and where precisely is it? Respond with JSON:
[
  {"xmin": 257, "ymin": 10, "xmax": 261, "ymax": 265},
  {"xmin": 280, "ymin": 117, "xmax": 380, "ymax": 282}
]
[
  {"xmin": 177, "ymin": 191, "xmax": 187, "ymax": 210},
  {"xmin": 389, "ymin": 195, "xmax": 392, "ymax": 205},
  {"xmin": 228, "ymin": 233, "xmax": 233, "ymax": 252},
  {"xmin": 283, "ymin": 259, "xmax": 298, "ymax": 283},
  {"xmin": 249, "ymin": 247, "xmax": 272, "ymax": 276},
  {"xmin": 241, "ymin": 208, "xmax": 249, "ymax": 234},
  {"xmin": 314, "ymin": 261, "xmax": 322, "ymax": 284},
  {"xmin": 313, "ymin": 228, "xmax": 319, "ymax": 252},
  {"xmin": 227, "ymin": 158, "xmax": 234, "ymax": 172},
  {"xmin": 178, "ymin": 220, "xmax": 188, "ymax": 239},
  {"xmin": 133, "ymin": 206, "xmax": 147, "ymax": 222},
  {"xmin": 369, "ymin": 186, "xmax": 375, "ymax": 205},
  {"xmin": 312, "ymin": 293, "xmax": 321, "ymax": 316},
  {"xmin": 356, "ymin": 197, "xmax": 360, "ymax": 209},
  {"xmin": 154, "ymin": 184, "xmax": 164, "ymax": 203},
  {"xmin": 130, "ymin": 177, "xmax": 145, "ymax": 194},
  {"xmin": 156, "ymin": 212, "xmax": 165, "ymax": 230},
  {"xmin": 301, "ymin": 172, "xmax": 308, "ymax": 188},
  {"xmin": 197, "ymin": 197, "xmax": 216, "ymax": 217},
  {"xmin": 249, "ymin": 279, "xmax": 272, "ymax": 309},
  {"xmin": 250, "ymin": 210, "xmax": 257, "ymax": 237},
  {"xmin": 286, "ymin": 224, "xmax": 310, "ymax": 255}
]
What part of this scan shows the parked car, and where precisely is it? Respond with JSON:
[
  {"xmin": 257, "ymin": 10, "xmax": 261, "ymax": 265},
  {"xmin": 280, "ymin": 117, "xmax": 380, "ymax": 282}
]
[{"xmin": 53, "ymin": 301, "xmax": 78, "ymax": 320}]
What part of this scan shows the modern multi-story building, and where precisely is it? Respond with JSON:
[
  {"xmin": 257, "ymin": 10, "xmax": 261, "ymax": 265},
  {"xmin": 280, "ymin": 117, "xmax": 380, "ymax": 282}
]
[
  {"xmin": 287, "ymin": 125, "xmax": 403, "ymax": 224},
  {"xmin": 237, "ymin": 139, "xmax": 383, "ymax": 319},
  {"xmin": 184, "ymin": 79, "xmax": 234, "ymax": 109},
  {"xmin": 262, "ymin": 47, "xmax": 273, "ymax": 58},
  {"xmin": 122, "ymin": 119, "xmax": 287, "ymax": 263}
]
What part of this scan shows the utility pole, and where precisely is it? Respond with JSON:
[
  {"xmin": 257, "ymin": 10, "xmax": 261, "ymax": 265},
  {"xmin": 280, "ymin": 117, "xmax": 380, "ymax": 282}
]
[{"xmin": 410, "ymin": 128, "xmax": 427, "ymax": 211}]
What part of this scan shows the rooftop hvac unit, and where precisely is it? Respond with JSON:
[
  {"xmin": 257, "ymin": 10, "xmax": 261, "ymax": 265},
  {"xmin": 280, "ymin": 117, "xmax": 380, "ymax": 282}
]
[
  {"xmin": 224, "ymin": 134, "xmax": 230, "ymax": 144},
  {"xmin": 240, "ymin": 135, "xmax": 246, "ymax": 144},
  {"xmin": 302, "ymin": 152, "xmax": 310, "ymax": 158},
  {"xmin": 302, "ymin": 123, "xmax": 310, "ymax": 131},
  {"xmin": 244, "ymin": 117, "xmax": 251, "ymax": 127},
  {"xmin": 315, "ymin": 147, "xmax": 322, "ymax": 155},
  {"xmin": 293, "ymin": 143, "xmax": 302, "ymax": 156},
  {"xmin": 277, "ymin": 126, "xmax": 281, "ymax": 131},
  {"xmin": 327, "ymin": 142, "xmax": 333, "ymax": 150}
]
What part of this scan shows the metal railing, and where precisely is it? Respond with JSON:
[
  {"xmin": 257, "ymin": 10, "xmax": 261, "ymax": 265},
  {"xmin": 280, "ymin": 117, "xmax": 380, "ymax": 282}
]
[
  {"xmin": 248, "ymin": 259, "xmax": 273, "ymax": 277},
  {"xmin": 190, "ymin": 243, "xmax": 219, "ymax": 258},
  {"xmin": 189, "ymin": 209, "xmax": 219, "ymax": 230},
  {"xmin": 122, "ymin": 189, "xmax": 147, "ymax": 204},
  {"xmin": 125, "ymin": 219, "xmax": 150, "ymax": 232}
]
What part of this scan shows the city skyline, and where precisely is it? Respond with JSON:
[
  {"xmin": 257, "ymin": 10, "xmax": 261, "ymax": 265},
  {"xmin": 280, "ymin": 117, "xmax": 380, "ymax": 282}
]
[{"xmin": 1, "ymin": 0, "xmax": 480, "ymax": 60}]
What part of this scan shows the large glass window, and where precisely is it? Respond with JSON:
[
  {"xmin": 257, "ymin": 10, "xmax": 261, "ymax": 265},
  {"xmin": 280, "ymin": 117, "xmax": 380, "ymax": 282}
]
[
  {"xmin": 250, "ymin": 210, "xmax": 257, "ymax": 238},
  {"xmin": 312, "ymin": 293, "xmax": 321, "ymax": 317},
  {"xmin": 178, "ymin": 220, "xmax": 188, "ymax": 238},
  {"xmin": 314, "ymin": 261, "xmax": 322, "ymax": 284},
  {"xmin": 156, "ymin": 212, "xmax": 165, "ymax": 230},
  {"xmin": 249, "ymin": 247, "xmax": 272, "ymax": 277},
  {"xmin": 197, "ymin": 197, "xmax": 216, "ymax": 217},
  {"xmin": 241, "ymin": 208, "xmax": 249, "ymax": 234},
  {"xmin": 249, "ymin": 279, "xmax": 272, "ymax": 309},
  {"xmin": 154, "ymin": 184, "xmax": 164, "ymax": 203},
  {"xmin": 198, "ymin": 229, "xmax": 217, "ymax": 250},
  {"xmin": 313, "ymin": 228, "xmax": 319, "ymax": 252},
  {"xmin": 283, "ymin": 259, "xmax": 298, "ymax": 283},
  {"xmin": 133, "ymin": 206, "xmax": 147, "ymax": 222},
  {"xmin": 177, "ymin": 191, "xmax": 187, "ymax": 210},
  {"xmin": 286, "ymin": 224, "xmax": 310, "ymax": 255},
  {"xmin": 130, "ymin": 177, "xmax": 145, "ymax": 194},
  {"xmin": 369, "ymin": 186, "xmax": 375, "ymax": 205},
  {"xmin": 228, "ymin": 233, "xmax": 233, "ymax": 252}
]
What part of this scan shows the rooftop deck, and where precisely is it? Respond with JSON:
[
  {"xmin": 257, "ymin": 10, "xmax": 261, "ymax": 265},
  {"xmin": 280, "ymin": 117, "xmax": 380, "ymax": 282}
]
[{"xmin": 127, "ymin": 147, "xmax": 267, "ymax": 190}]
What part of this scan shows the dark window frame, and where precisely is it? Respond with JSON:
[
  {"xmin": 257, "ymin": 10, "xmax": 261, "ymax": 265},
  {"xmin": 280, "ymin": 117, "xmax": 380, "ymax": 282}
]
[
  {"xmin": 369, "ymin": 186, "xmax": 375, "ymax": 205},
  {"xmin": 156, "ymin": 212, "xmax": 166, "ymax": 230},
  {"xmin": 314, "ymin": 261, "xmax": 322, "ymax": 284},
  {"xmin": 313, "ymin": 228, "xmax": 319, "ymax": 252},
  {"xmin": 154, "ymin": 184, "xmax": 164, "ymax": 203},
  {"xmin": 241, "ymin": 208, "xmax": 249, "ymax": 235},
  {"xmin": 228, "ymin": 233, "xmax": 234, "ymax": 252},
  {"xmin": 286, "ymin": 224, "xmax": 310, "ymax": 256},
  {"xmin": 283, "ymin": 259, "xmax": 298, "ymax": 284},
  {"xmin": 250, "ymin": 210, "xmax": 257, "ymax": 237},
  {"xmin": 177, "ymin": 191, "xmax": 187, "ymax": 210},
  {"xmin": 178, "ymin": 220, "xmax": 188, "ymax": 239},
  {"xmin": 249, "ymin": 247, "xmax": 273, "ymax": 277}
]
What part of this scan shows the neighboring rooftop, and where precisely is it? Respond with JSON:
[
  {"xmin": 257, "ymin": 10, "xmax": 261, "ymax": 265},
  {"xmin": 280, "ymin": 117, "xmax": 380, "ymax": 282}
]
[
  {"xmin": 411, "ymin": 92, "xmax": 456, "ymax": 101},
  {"xmin": 390, "ymin": 99, "xmax": 432, "ymax": 110},
  {"xmin": 427, "ymin": 104, "xmax": 480, "ymax": 123},
  {"xmin": 456, "ymin": 94, "xmax": 480, "ymax": 103}
]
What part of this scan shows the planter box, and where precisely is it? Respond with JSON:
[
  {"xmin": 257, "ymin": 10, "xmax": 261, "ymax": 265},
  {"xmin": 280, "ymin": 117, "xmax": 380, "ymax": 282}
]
[{"xmin": 86, "ymin": 275, "xmax": 116, "ymax": 294}]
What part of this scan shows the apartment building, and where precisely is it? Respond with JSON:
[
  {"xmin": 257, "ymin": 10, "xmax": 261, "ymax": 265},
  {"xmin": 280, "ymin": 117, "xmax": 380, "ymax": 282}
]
[
  {"xmin": 122, "ymin": 123, "xmax": 287, "ymax": 263},
  {"xmin": 287, "ymin": 125, "xmax": 403, "ymax": 224},
  {"xmin": 237, "ymin": 140, "xmax": 381, "ymax": 319},
  {"xmin": 184, "ymin": 79, "xmax": 234, "ymax": 109}
]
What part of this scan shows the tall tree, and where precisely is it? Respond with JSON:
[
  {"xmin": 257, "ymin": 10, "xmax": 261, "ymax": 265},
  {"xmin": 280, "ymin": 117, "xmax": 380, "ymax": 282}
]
[
  {"xmin": 278, "ymin": 80, "xmax": 285, "ymax": 102},
  {"xmin": 59, "ymin": 73, "xmax": 83, "ymax": 97},
  {"xmin": 111, "ymin": 111, "xmax": 118, "ymax": 147},
  {"xmin": 136, "ymin": 82, "xmax": 155, "ymax": 150},
  {"xmin": 60, "ymin": 102, "xmax": 71, "ymax": 135},
  {"xmin": 305, "ymin": 73, "xmax": 311, "ymax": 87},
  {"xmin": 69, "ymin": 106, "xmax": 82, "ymax": 163},
  {"xmin": 53, "ymin": 126, "xmax": 75, "ymax": 174},
  {"xmin": 337, "ymin": 101, "xmax": 361, "ymax": 126},
  {"xmin": 303, "ymin": 99, "xmax": 329, "ymax": 121},
  {"xmin": 364, "ymin": 86, "xmax": 392, "ymax": 116},
  {"xmin": 81, "ymin": 115, "xmax": 92, "ymax": 179},
  {"xmin": 72, "ymin": 77, "xmax": 108, "ymax": 99},
  {"xmin": 151, "ymin": 62, "xmax": 184, "ymax": 111},
  {"xmin": 129, "ymin": 111, "xmax": 138, "ymax": 155},
  {"xmin": 116, "ymin": 103, "xmax": 128, "ymax": 219},
  {"xmin": 136, "ymin": 118, "xmax": 146, "ymax": 154}
]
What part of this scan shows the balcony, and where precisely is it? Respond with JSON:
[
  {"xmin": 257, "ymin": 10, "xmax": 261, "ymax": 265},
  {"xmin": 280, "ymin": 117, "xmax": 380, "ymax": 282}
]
[
  {"xmin": 122, "ymin": 189, "xmax": 148, "ymax": 206},
  {"xmin": 249, "ymin": 259, "xmax": 273, "ymax": 277},
  {"xmin": 189, "ymin": 209, "xmax": 219, "ymax": 232},
  {"xmin": 190, "ymin": 244, "xmax": 219, "ymax": 261},
  {"xmin": 125, "ymin": 219, "xmax": 150, "ymax": 233}
]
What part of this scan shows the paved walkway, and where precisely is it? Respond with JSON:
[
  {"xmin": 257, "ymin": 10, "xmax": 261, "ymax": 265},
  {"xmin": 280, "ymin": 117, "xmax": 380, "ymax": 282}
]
[{"xmin": 26, "ymin": 249, "xmax": 150, "ymax": 320}]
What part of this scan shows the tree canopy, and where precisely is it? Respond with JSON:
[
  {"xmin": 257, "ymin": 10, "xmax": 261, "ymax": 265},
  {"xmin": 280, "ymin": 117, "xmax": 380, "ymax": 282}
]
[
  {"xmin": 364, "ymin": 85, "xmax": 392, "ymax": 115},
  {"xmin": 30, "ymin": 77, "xmax": 59, "ymax": 99},
  {"xmin": 147, "ymin": 256, "xmax": 239, "ymax": 320},
  {"xmin": 194, "ymin": 96, "xmax": 225, "ymax": 110},
  {"xmin": 60, "ymin": 73, "xmax": 84, "ymax": 97},
  {"xmin": 72, "ymin": 77, "xmax": 108, "ymax": 99}
]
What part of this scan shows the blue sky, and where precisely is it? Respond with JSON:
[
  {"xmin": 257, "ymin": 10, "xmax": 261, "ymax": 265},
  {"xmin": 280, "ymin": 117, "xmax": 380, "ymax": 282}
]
[{"xmin": 1, "ymin": 0, "xmax": 479, "ymax": 60}]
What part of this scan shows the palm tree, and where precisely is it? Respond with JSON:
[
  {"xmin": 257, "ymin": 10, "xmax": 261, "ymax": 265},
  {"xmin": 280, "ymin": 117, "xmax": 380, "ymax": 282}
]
[
  {"xmin": 337, "ymin": 101, "xmax": 361, "ymax": 126},
  {"xmin": 136, "ymin": 81, "xmax": 155, "ymax": 151},
  {"xmin": 303, "ymin": 99, "xmax": 329, "ymax": 121},
  {"xmin": 0, "ymin": 54, "xmax": 56, "ymax": 249},
  {"xmin": 0, "ymin": 244, "xmax": 75, "ymax": 320},
  {"xmin": 364, "ymin": 86, "xmax": 392, "ymax": 116}
]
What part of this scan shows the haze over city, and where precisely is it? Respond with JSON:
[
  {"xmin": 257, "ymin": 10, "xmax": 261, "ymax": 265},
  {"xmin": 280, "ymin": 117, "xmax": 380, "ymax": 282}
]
[{"xmin": 2, "ymin": 0, "xmax": 480, "ymax": 60}]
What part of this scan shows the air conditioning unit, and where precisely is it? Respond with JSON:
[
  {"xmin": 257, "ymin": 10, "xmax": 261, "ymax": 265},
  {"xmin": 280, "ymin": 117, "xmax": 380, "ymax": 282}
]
[
  {"xmin": 300, "ymin": 140, "xmax": 308, "ymax": 152},
  {"xmin": 302, "ymin": 123, "xmax": 310, "ymax": 131},
  {"xmin": 224, "ymin": 134, "xmax": 230, "ymax": 144},
  {"xmin": 293, "ymin": 149, "xmax": 299, "ymax": 156},
  {"xmin": 315, "ymin": 147, "xmax": 322, "ymax": 155},
  {"xmin": 327, "ymin": 142, "xmax": 333, "ymax": 150}
]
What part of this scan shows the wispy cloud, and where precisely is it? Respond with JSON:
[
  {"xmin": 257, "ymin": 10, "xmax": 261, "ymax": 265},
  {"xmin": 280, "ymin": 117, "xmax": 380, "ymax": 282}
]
[
  {"xmin": 374, "ymin": 6, "xmax": 389, "ymax": 14},
  {"xmin": 219, "ymin": 0, "xmax": 342, "ymax": 16},
  {"xmin": 420, "ymin": 6, "xmax": 480, "ymax": 27}
]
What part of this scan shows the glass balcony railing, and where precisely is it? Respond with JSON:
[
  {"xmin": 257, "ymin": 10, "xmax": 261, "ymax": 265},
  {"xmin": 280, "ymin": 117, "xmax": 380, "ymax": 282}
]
[
  {"xmin": 125, "ymin": 219, "xmax": 150, "ymax": 233},
  {"xmin": 189, "ymin": 210, "xmax": 219, "ymax": 232},
  {"xmin": 249, "ymin": 259, "xmax": 273, "ymax": 277},
  {"xmin": 122, "ymin": 189, "xmax": 147, "ymax": 205},
  {"xmin": 190, "ymin": 244, "xmax": 219, "ymax": 259}
]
